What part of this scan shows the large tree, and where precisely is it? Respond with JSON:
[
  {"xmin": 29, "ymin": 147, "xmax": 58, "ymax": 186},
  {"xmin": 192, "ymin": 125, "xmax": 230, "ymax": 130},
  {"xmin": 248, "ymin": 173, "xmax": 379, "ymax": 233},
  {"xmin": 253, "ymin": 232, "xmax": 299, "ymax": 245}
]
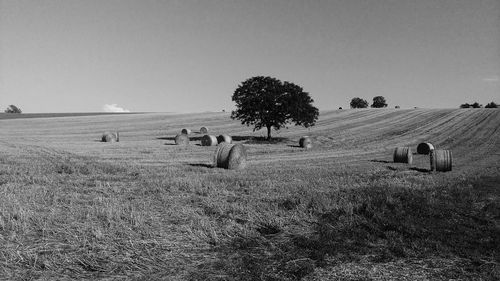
[
  {"xmin": 231, "ymin": 76, "xmax": 319, "ymax": 140},
  {"xmin": 371, "ymin": 96, "xmax": 388, "ymax": 108},
  {"xmin": 350, "ymin": 97, "xmax": 368, "ymax": 109}
]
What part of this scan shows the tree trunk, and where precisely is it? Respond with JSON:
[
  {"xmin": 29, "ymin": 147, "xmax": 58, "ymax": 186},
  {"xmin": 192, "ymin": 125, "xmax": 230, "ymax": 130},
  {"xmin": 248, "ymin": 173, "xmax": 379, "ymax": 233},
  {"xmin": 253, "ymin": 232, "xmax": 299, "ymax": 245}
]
[{"xmin": 266, "ymin": 125, "xmax": 272, "ymax": 140}]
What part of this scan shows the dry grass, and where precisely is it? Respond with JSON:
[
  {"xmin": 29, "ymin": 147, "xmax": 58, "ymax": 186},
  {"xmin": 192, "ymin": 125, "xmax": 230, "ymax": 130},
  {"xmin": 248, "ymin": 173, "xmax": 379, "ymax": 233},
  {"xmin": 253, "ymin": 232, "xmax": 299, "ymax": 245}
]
[{"xmin": 0, "ymin": 109, "xmax": 499, "ymax": 280}]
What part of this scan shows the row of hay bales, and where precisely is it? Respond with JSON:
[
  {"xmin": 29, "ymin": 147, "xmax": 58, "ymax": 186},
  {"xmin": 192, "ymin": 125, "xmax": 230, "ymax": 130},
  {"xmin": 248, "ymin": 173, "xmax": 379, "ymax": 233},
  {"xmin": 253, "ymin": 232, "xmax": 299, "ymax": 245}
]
[
  {"xmin": 179, "ymin": 127, "xmax": 246, "ymax": 169},
  {"xmin": 175, "ymin": 133, "xmax": 233, "ymax": 146},
  {"xmin": 101, "ymin": 126, "xmax": 313, "ymax": 170},
  {"xmin": 393, "ymin": 142, "xmax": 452, "ymax": 172},
  {"xmin": 177, "ymin": 128, "xmax": 314, "ymax": 169},
  {"xmin": 176, "ymin": 127, "xmax": 232, "ymax": 146}
]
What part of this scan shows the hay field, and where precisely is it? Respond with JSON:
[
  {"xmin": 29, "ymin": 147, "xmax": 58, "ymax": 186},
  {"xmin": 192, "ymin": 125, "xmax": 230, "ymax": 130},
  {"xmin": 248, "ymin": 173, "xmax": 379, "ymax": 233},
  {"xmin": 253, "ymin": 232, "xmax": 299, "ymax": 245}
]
[{"xmin": 0, "ymin": 109, "xmax": 499, "ymax": 280}]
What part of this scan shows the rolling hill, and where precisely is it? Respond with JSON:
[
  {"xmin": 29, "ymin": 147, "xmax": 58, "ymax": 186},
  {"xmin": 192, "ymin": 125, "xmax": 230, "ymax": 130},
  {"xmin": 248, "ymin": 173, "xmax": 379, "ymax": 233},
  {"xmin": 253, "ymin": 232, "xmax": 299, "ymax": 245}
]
[{"xmin": 0, "ymin": 108, "xmax": 499, "ymax": 280}]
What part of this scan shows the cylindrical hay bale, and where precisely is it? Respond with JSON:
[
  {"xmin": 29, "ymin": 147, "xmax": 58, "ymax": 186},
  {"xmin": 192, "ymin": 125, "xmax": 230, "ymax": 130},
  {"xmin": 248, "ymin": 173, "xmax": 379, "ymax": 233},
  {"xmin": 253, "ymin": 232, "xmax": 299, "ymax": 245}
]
[
  {"xmin": 393, "ymin": 147, "xmax": 413, "ymax": 164},
  {"xmin": 213, "ymin": 143, "xmax": 247, "ymax": 170},
  {"xmin": 200, "ymin": 127, "xmax": 208, "ymax": 134},
  {"xmin": 102, "ymin": 132, "xmax": 117, "ymax": 143},
  {"xmin": 433, "ymin": 149, "xmax": 452, "ymax": 172},
  {"xmin": 175, "ymin": 134, "xmax": 189, "ymax": 145},
  {"xmin": 201, "ymin": 135, "xmax": 218, "ymax": 146},
  {"xmin": 417, "ymin": 142, "xmax": 434, "ymax": 154},
  {"xmin": 181, "ymin": 128, "xmax": 191, "ymax": 135},
  {"xmin": 299, "ymin": 136, "xmax": 312, "ymax": 149},
  {"xmin": 217, "ymin": 134, "xmax": 232, "ymax": 144}
]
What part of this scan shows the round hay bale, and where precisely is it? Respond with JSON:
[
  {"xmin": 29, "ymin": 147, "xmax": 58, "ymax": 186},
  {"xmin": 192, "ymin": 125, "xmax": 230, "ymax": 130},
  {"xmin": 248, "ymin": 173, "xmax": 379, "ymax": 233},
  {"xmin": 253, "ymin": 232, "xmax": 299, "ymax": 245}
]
[
  {"xmin": 201, "ymin": 135, "xmax": 218, "ymax": 146},
  {"xmin": 433, "ymin": 149, "xmax": 452, "ymax": 172},
  {"xmin": 217, "ymin": 134, "xmax": 232, "ymax": 144},
  {"xmin": 393, "ymin": 147, "xmax": 413, "ymax": 164},
  {"xmin": 200, "ymin": 127, "xmax": 209, "ymax": 134},
  {"xmin": 102, "ymin": 132, "xmax": 118, "ymax": 143},
  {"xmin": 417, "ymin": 142, "xmax": 434, "ymax": 154},
  {"xmin": 181, "ymin": 128, "xmax": 191, "ymax": 135},
  {"xmin": 213, "ymin": 143, "xmax": 247, "ymax": 170},
  {"xmin": 299, "ymin": 136, "xmax": 312, "ymax": 149},
  {"xmin": 174, "ymin": 134, "xmax": 189, "ymax": 145}
]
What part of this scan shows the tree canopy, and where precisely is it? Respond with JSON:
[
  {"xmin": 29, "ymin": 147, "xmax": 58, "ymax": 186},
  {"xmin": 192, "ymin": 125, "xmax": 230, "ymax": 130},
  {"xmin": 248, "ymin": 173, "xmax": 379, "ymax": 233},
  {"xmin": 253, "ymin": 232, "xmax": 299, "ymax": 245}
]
[
  {"xmin": 371, "ymin": 96, "xmax": 388, "ymax": 108},
  {"xmin": 350, "ymin": 97, "xmax": 368, "ymax": 109},
  {"xmin": 485, "ymin": 102, "xmax": 498, "ymax": 108},
  {"xmin": 4, "ymin": 105, "xmax": 22, "ymax": 113},
  {"xmin": 231, "ymin": 76, "xmax": 319, "ymax": 140},
  {"xmin": 460, "ymin": 102, "xmax": 482, "ymax": 108}
]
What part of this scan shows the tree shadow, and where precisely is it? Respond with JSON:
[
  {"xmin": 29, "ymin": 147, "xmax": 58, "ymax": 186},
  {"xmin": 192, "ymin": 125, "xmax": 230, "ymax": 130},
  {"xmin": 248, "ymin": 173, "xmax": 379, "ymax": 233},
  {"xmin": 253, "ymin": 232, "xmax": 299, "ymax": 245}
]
[
  {"xmin": 410, "ymin": 167, "xmax": 431, "ymax": 173},
  {"xmin": 191, "ymin": 179, "xmax": 500, "ymax": 280},
  {"xmin": 157, "ymin": 137, "xmax": 175, "ymax": 141},
  {"xmin": 187, "ymin": 163, "xmax": 214, "ymax": 168},
  {"xmin": 369, "ymin": 159, "xmax": 392, "ymax": 163},
  {"xmin": 157, "ymin": 136, "xmax": 204, "ymax": 142},
  {"xmin": 288, "ymin": 145, "xmax": 302, "ymax": 148},
  {"xmin": 232, "ymin": 135, "xmax": 289, "ymax": 144}
]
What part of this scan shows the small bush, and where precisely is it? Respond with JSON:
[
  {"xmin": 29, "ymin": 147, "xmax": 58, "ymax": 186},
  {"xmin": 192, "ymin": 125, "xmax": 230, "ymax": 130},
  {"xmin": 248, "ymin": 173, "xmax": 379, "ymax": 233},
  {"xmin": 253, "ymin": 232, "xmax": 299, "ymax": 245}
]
[
  {"xmin": 4, "ymin": 105, "xmax": 22, "ymax": 113},
  {"xmin": 485, "ymin": 102, "xmax": 498, "ymax": 108}
]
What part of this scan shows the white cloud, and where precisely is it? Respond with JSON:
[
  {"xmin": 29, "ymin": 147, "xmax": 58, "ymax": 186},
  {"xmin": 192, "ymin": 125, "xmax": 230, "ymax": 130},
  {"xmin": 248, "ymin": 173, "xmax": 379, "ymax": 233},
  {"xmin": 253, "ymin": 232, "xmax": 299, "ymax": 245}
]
[
  {"xmin": 103, "ymin": 104, "xmax": 130, "ymax": 113},
  {"xmin": 482, "ymin": 76, "xmax": 499, "ymax": 82}
]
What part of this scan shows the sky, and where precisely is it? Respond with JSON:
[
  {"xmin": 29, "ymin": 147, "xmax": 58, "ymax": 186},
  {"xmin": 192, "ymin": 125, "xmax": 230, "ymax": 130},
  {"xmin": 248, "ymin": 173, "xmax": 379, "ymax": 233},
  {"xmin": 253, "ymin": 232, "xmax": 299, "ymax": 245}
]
[{"xmin": 0, "ymin": 0, "xmax": 499, "ymax": 113}]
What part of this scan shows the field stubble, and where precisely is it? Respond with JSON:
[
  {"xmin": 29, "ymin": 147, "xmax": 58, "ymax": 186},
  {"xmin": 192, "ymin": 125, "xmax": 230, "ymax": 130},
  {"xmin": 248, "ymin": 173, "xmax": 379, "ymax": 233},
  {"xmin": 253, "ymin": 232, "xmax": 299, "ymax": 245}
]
[{"xmin": 0, "ymin": 109, "xmax": 499, "ymax": 280}]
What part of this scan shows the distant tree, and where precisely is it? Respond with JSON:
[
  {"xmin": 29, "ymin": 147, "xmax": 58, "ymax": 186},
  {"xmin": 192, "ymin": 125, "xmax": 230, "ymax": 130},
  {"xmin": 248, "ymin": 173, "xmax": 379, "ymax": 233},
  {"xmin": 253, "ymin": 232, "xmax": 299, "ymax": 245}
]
[
  {"xmin": 471, "ymin": 102, "xmax": 482, "ymax": 108},
  {"xmin": 231, "ymin": 76, "xmax": 319, "ymax": 140},
  {"xmin": 371, "ymin": 96, "xmax": 388, "ymax": 108},
  {"xmin": 485, "ymin": 102, "xmax": 498, "ymax": 108},
  {"xmin": 338, "ymin": 107, "xmax": 343, "ymax": 110},
  {"xmin": 460, "ymin": 102, "xmax": 483, "ymax": 108},
  {"xmin": 350, "ymin": 97, "xmax": 368, "ymax": 109},
  {"xmin": 395, "ymin": 105, "xmax": 400, "ymax": 109},
  {"xmin": 4, "ymin": 105, "xmax": 22, "ymax": 113}
]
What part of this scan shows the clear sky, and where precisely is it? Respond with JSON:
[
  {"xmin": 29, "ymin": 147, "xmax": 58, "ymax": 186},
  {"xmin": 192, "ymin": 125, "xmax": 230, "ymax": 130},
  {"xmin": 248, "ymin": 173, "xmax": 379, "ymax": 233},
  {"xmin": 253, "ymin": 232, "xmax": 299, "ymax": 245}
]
[{"xmin": 1, "ymin": 0, "xmax": 498, "ymax": 113}]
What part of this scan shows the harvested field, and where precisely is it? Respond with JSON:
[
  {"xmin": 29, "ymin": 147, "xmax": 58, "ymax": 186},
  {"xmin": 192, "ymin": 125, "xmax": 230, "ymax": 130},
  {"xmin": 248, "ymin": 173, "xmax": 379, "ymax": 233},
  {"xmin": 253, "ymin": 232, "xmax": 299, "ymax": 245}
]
[{"xmin": 0, "ymin": 109, "xmax": 499, "ymax": 280}]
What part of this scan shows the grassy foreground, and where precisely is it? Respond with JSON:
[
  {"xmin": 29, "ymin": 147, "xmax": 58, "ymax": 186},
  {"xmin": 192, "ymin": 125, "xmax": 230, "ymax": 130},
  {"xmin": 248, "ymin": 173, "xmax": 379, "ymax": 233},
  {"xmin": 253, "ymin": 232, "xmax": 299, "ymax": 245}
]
[{"xmin": 0, "ymin": 109, "xmax": 499, "ymax": 280}]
